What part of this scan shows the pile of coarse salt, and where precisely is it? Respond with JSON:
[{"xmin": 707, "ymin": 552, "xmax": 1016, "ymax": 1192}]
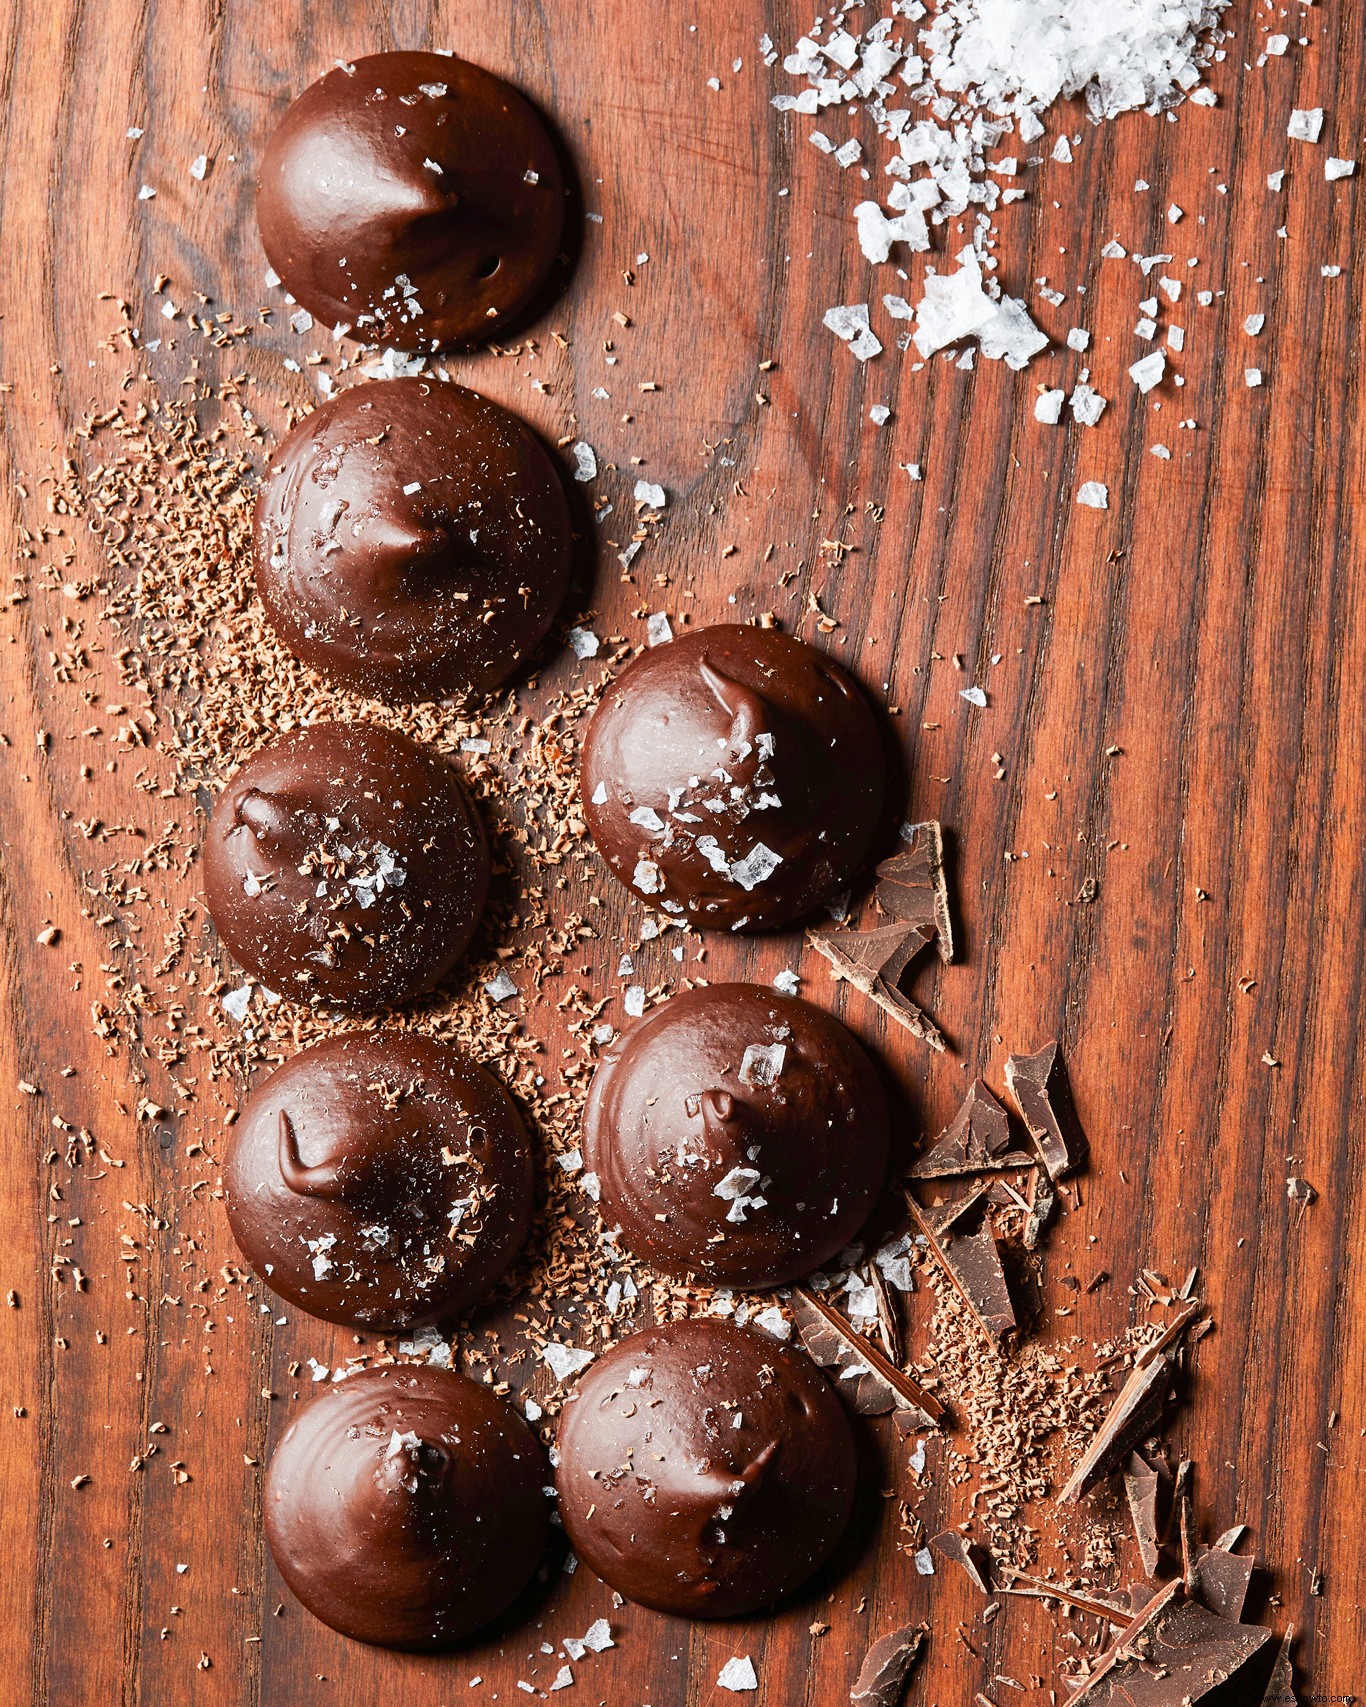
[{"xmin": 767, "ymin": 0, "xmax": 1233, "ymax": 370}]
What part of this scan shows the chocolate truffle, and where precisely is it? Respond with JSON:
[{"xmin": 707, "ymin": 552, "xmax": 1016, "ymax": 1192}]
[
  {"xmin": 581, "ymin": 626, "xmax": 886, "ymax": 930},
  {"xmin": 584, "ymin": 984, "xmax": 888, "ymax": 1287},
  {"xmin": 556, "ymin": 1319, "xmax": 857, "ymax": 1617},
  {"xmin": 265, "ymin": 1365, "xmax": 549, "ymax": 1647},
  {"xmin": 254, "ymin": 379, "xmax": 572, "ymax": 701},
  {"xmin": 203, "ymin": 721, "xmax": 488, "ymax": 1010},
  {"xmin": 226, "ymin": 1033, "xmax": 533, "ymax": 1331},
  {"xmin": 258, "ymin": 52, "xmax": 565, "ymax": 350}
]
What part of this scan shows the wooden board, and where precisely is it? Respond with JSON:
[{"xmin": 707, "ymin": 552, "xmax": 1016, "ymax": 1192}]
[{"xmin": 0, "ymin": 1, "xmax": 1361, "ymax": 1702}]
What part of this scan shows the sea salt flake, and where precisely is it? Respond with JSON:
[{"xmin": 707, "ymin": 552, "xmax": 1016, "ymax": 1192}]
[
  {"xmin": 484, "ymin": 971, "xmax": 519, "ymax": 1003},
  {"xmin": 1129, "ymin": 350, "xmax": 1166, "ymax": 393},
  {"xmin": 634, "ymin": 479, "xmax": 667, "ymax": 508},
  {"xmin": 1066, "ymin": 326, "xmax": 1090, "ymax": 351},
  {"xmin": 541, "ymin": 1343, "xmax": 595, "ymax": 1382},
  {"xmin": 571, "ymin": 441, "xmax": 597, "ymax": 481},
  {"xmin": 1077, "ymin": 481, "xmax": 1109, "ymax": 510},
  {"xmin": 1288, "ymin": 108, "xmax": 1324, "ymax": 143},
  {"xmin": 1070, "ymin": 383, "xmax": 1107, "ymax": 426},
  {"xmin": 1034, "ymin": 389, "xmax": 1065, "ymax": 424},
  {"xmin": 752, "ymin": 1305, "xmax": 791, "ymax": 1340},
  {"xmin": 730, "ymin": 844, "xmax": 783, "ymax": 890},
  {"xmin": 718, "ymin": 1656, "xmax": 759, "ymax": 1692},
  {"xmin": 1244, "ymin": 313, "xmax": 1265, "ymax": 335},
  {"xmin": 646, "ymin": 612, "xmax": 673, "ymax": 646},
  {"xmin": 1245, "ymin": 368, "xmax": 1263, "ymax": 388},
  {"xmin": 1326, "ymin": 158, "xmax": 1356, "ymax": 180},
  {"xmin": 914, "ymin": 1546, "xmax": 936, "ymax": 1576},
  {"xmin": 823, "ymin": 302, "xmax": 883, "ymax": 361},
  {"xmin": 959, "ymin": 685, "xmax": 987, "ymax": 707},
  {"xmin": 568, "ymin": 626, "xmax": 600, "ymax": 659},
  {"xmin": 739, "ymin": 1042, "xmax": 787, "ymax": 1086},
  {"xmin": 189, "ymin": 154, "xmax": 209, "ymax": 180}
]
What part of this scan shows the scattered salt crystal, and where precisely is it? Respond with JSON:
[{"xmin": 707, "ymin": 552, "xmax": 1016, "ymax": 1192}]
[
  {"xmin": 126, "ymin": 126, "xmax": 143, "ymax": 138},
  {"xmin": 834, "ymin": 139, "xmax": 862, "ymax": 168},
  {"xmin": 869, "ymin": 404, "xmax": 892, "ymax": 425},
  {"xmin": 571, "ymin": 442, "xmax": 597, "ymax": 482},
  {"xmin": 1129, "ymin": 350, "xmax": 1166, "ymax": 393},
  {"xmin": 579, "ymin": 1171, "xmax": 601, "ymax": 1201},
  {"xmin": 823, "ymin": 302, "xmax": 883, "ymax": 362},
  {"xmin": 568, "ymin": 626, "xmax": 600, "ymax": 659},
  {"xmin": 581, "ymin": 1620, "xmax": 614, "ymax": 1653},
  {"xmin": 1077, "ymin": 481, "xmax": 1109, "ymax": 510},
  {"xmin": 1101, "ymin": 240, "xmax": 1127, "ymax": 260},
  {"xmin": 623, "ymin": 985, "xmax": 646, "ymax": 1018},
  {"xmin": 221, "ymin": 985, "xmax": 253, "ymax": 1022},
  {"xmin": 1267, "ymin": 169, "xmax": 1286, "ymax": 191},
  {"xmin": 1134, "ymin": 316, "xmax": 1157, "ymax": 340},
  {"xmin": 484, "ymin": 971, "xmax": 519, "ymax": 1003},
  {"xmin": 1070, "ymin": 384, "xmax": 1107, "ymax": 426},
  {"xmin": 718, "ymin": 1656, "xmax": 759, "ymax": 1692},
  {"xmin": 959, "ymin": 685, "xmax": 987, "ymax": 708},
  {"xmin": 1052, "ymin": 136, "xmax": 1072, "ymax": 164},
  {"xmin": 289, "ymin": 308, "xmax": 313, "ymax": 334},
  {"xmin": 137, "ymin": 184, "xmax": 156, "ymax": 201},
  {"xmin": 632, "ymin": 859, "xmax": 663, "ymax": 894},
  {"xmin": 1167, "ymin": 203, "xmax": 1184, "ymax": 223},
  {"xmin": 189, "ymin": 155, "xmax": 209, "ymax": 180},
  {"xmin": 1288, "ymin": 108, "xmax": 1324, "ymax": 143},
  {"xmin": 914, "ymin": 1547, "xmax": 936, "ymax": 1576},
  {"xmin": 1245, "ymin": 368, "xmax": 1263, "ymax": 388},
  {"xmin": 556, "ymin": 1148, "xmax": 584, "ymax": 1174},
  {"xmin": 810, "ymin": 131, "xmax": 834, "ymax": 154},
  {"xmin": 646, "ymin": 612, "xmax": 673, "ymax": 646},
  {"xmin": 1066, "ymin": 327, "xmax": 1090, "ymax": 352},
  {"xmin": 1034, "ymin": 389, "xmax": 1065, "ymax": 424},
  {"xmin": 773, "ymin": 969, "xmax": 800, "ymax": 994},
  {"xmin": 541, "ymin": 1343, "xmax": 595, "ymax": 1382},
  {"xmin": 634, "ymin": 479, "xmax": 667, "ymax": 508},
  {"xmin": 1266, "ymin": 33, "xmax": 1289, "ymax": 54},
  {"xmin": 1167, "ymin": 325, "xmax": 1185, "ymax": 352},
  {"xmin": 739, "ymin": 1042, "xmax": 787, "ymax": 1086},
  {"xmin": 550, "ymin": 1666, "xmax": 573, "ymax": 1691},
  {"xmin": 730, "ymin": 844, "xmax": 783, "ymax": 890},
  {"xmin": 1151, "ymin": 443, "xmax": 1172, "ymax": 459},
  {"xmin": 1244, "ymin": 313, "xmax": 1265, "ymax": 335},
  {"xmin": 402, "ymin": 480, "xmax": 422, "ymax": 495},
  {"xmin": 1326, "ymin": 158, "xmax": 1356, "ymax": 181},
  {"xmin": 753, "ymin": 1306, "xmax": 790, "ymax": 1341}
]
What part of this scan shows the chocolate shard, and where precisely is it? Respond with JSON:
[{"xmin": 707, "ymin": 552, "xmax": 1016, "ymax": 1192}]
[
  {"xmin": 806, "ymin": 921, "xmax": 945, "ymax": 1052},
  {"xmin": 1123, "ymin": 1450, "xmax": 1168, "ymax": 1578},
  {"xmin": 1063, "ymin": 1581, "xmax": 1273, "ymax": 1707},
  {"xmin": 910, "ymin": 1081, "xmax": 1033, "ymax": 1178},
  {"xmin": 906, "ymin": 1191, "xmax": 1017, "ymax": 1342},
  {"xmin": 1059, "ymin": 1354, "xmax": 1171, "ymax": 1503},
  {"xmin": 790, "ymin": 1285, "xmax": 944, "ymax": 1426},
  {"xmin": 1194, "ymin": 1543, "xmax": 1255, "ymax": 1624},
  {"xmin": 930, "ymin": 1530, "xmax": 994, "ymax": 1594},
  {"xmin": 997, "ymin": 1564, "xmax": 1133, "ymax": 1624},
  {"xmin": 850, "ymin": 1623, "xmax": 927, "ymax": 1706},
  {"xmin": 874, "ymin": 820, "xmax": 954, "ymax": 964},
  {"xmin": 1024, "ymin": 1164, "xmax": 1056, "ymax": 1249},
  {"xmin": 1005, "ymin": 1041, "xmax": 1087, "ymax": 1180},
  {"xmin": 1259, "ymin": 1628, "xmax": 1297, "ymax": 1706}
]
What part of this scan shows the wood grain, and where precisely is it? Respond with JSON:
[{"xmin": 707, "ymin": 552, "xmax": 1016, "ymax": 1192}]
[{"xmin": 0, "ymin": 1, "xmax": 1361, "ymax": 1702}]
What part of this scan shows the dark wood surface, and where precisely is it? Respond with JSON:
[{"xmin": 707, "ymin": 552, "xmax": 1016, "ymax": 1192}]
[{"xmin": 0, "ymin": 1, "xmax": 1362, "ymax": 1702}]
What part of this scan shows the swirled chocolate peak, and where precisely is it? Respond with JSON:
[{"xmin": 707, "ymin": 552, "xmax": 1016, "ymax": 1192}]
[
  {"xmin": 226, "ymin": 1033, "xmax": 533, "ymax": 1331},
  {"xmin": 265, "ymin": 1365, "xmax": 549, "ymax": 1647},
  {"xmin": 202, "ymin": 721, "xmax": 488, "ymax": 1011},
  {"xmin": 580, "ymin": 626, "xmax": 886, "ymax": 930},
  {"xmin": 556, "ymin": 1319, "xmax": 857, "ymax": 1618},
  {"xmin": 257, "ymin": 52, "xmax": 566, "ymax": 350},
  {"xmin": 254, "ymin": 379, "xmax": 572, "ymax": 700},
  {"xmin": 583, "ymin": 984, "xmax": 889, "ymax": 1287}
]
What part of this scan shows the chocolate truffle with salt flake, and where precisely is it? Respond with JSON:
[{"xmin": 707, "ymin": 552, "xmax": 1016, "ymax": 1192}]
[
  {"xmin": 226, "ymin": 1033, "xmax": 533, "ymax": 1331},
  {"xmin": 257, "ymin": 52, "xmax": 565, "ymax": 350},
  {"xmin": 583, "ymin": 984, "xmax": 888, "ymax": 1287},
  {"xmin": 556, "ymin": 1318, "xmax": 856, "ymax": 1618},
  {"xmin": 580, "ymin": 625, "xmax": 885, "ymax": 930},
  {"xmin": 265, "ymin": 1365, "xmax": 549, "ymax": 1647},
  {"xmin": 203, "ymin": 722, "xmax": 487, "ymax": 1011},
  {"xmin": 255, "ymin": 379, "xmax": 571, "ymax": 700}
]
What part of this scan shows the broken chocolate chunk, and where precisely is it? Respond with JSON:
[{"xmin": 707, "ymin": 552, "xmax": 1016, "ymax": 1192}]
[
  {"xmin": 806, "ymin": 920, "xmax": 945, "ymax": 1052},
  {"xmin": 1063, "ymin": 1581, "xmax": 1272, "ymax": 1706},
  {"xmin": 930, "ymin": 1530, "xmax": 994, "ymax": 1594},
  {"xmin": 1005, "ymin": 1041, "xmax": 1087, "ymax": 1180},
  {"xmin": 850, "ymin": 1623, "xmax": 927, "ymax": 1706},
  {"xmin": 1024, "ymin": 1164, "xmax": 1056, "ymax": 1248},
  {"xmin": 1193, "ymin": 1542, "xmax": 1255, "ymax": 1624},
  {"xmin": 1123, "ymin": 1450, "xmax": 1168, "ymax": 1578},
  {"xmin": 791, "ymin": 1285, "xmax": 944, "ymax": 1425},
  {"xmin": 910, "ymin": 1080, "xmax": 1033, "ymax": 1178},
  {"xmin": 907, "ymin": 1191, "xmax": 1017, "ymax": 1341},
  {"xmin": 1059, "ymin": 1354, "xmax": 1171, "ymax": 1502},
  {"xmin": 874, "ymin": 820, "xmax": 953, "ymax": 963}
]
